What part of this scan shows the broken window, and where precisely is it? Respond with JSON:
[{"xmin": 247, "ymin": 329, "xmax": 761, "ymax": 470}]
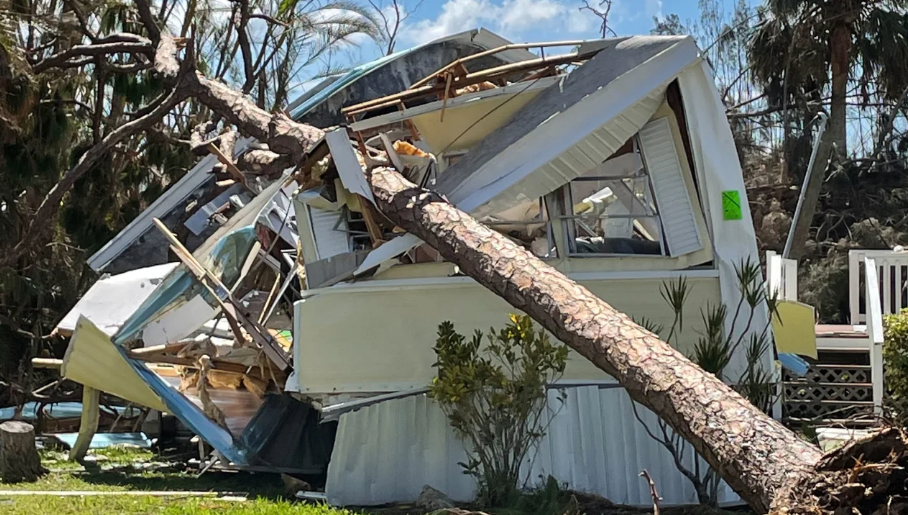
[
  {"xmin": 562, "ymin": 137, "xmax": 666, "ymax": 256},
  {"xmin": 480, "ymin": 198, "xmax": 557, "ymax": 259}
]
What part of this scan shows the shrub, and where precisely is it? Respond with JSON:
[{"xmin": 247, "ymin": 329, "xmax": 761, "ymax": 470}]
[
  {"xmin": 429, "ymin": 315, "xmax": 568, "ymax": 507},
  {"xmin": 883, "ymin": 308, "xmax": 908, "ymax": 422}
]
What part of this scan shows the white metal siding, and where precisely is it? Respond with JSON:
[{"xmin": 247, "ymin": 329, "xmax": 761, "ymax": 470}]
[
  {"xmin": 310, "ymin": 207, "xmax": 350, "ymax": 260},
  {"xmin": 326, "ymin": 386, "xmax": 739, "ymax": 507},
  {"xmin": 639, "ymin": 117, "xmax": 702, "ymax": 257}
]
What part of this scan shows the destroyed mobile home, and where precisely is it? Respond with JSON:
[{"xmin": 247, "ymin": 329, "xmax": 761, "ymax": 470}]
[{"xmin": 54, "ymin": 30, "xmax": 769, "ymax": 507}]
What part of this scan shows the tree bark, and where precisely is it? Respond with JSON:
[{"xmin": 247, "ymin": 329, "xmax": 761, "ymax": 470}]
[
  {"xmin": 363, "ymin": 166, "xmax": 821, "ymax": 512},
  {"xmin": 828, "ymin": 23, "xmax": 850, "ymax": 157},
  {"xmin": 183, "ymin": 64, "xmax": 823, "ymax": 512},
  {"xmin": 0, "ymin": 421, "xmax": 46, "ymax": 483}
]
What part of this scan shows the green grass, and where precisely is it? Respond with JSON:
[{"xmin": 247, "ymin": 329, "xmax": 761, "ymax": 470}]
[
  {"xmin": 0, "ymin": 446, "xmax": 349, "ymax": 515},
  {"xmin": 1, "ymin": 496, "xmax": 360, "ymax": 515}
]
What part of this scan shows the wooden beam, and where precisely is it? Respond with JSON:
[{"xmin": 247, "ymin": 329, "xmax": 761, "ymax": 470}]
[
  {"xmin": 207, "ymin": 142, "xmax": 246, "ymax": 186},
  {"xmin": 129, "ymin": 342, "xmax": 189, "ymax": 357},
  {"xmin": 69, "ymin": 387, "xmax": 100, "ymax": 462},
  {"xmin": 126, "ymin": 352, "xmax": 286, "ymax": 380},
  {"xmin": 31, "ymin": 358, "xmax": 63, "ymax": 369},
  {"xmin": 152, "ymin": 218, "xmax": 292, "ymax": 373},
  {"xmin": 359, "ymin": 198, "xmax": 385, "ymax": 248},
  {"xmin": 342, "ymin": 49, "xmax": 599, "ymax": 116},
  {"xmin": 408, "ymin": 40, "xmax": 592, "ymax": 90}
]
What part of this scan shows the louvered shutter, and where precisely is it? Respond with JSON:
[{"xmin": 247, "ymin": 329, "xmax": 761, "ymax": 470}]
[
  {"xmin": 309, "ymin": 207, "xmax": 351, "ymax": 259},
  {"xmin": 638, "ymin": 117, "xmax": 703, "ymax": 257}
]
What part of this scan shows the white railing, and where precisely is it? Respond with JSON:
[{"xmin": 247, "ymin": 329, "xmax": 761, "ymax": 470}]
[
  {"xmin": 766, "ymin": 251, "xmax": 798, "ymax": 301},
  {"xmin": 849, "ymin": 249, "xmax": 908, "ymax": 325},
  {"xmin": 863, "ymin": 257, "xmax": 886, "ymax": 415}
]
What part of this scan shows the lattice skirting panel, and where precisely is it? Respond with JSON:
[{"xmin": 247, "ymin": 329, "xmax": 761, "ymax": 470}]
[{"xmin": 782, "ymin": 357, "xmax": 875, "ymax": 426}]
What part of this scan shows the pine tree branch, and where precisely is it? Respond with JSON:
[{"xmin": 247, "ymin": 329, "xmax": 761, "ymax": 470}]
[
  {"xmin": 134, "ymin": 0, "xmax": 161, "ymax": 44},
  {"xmin": 33, "ymin": 41, "xmax": 154, "ymax": 73},
  {"xmin": 7, "ymin": 85, "xmax": 190, "ymax": 265}
]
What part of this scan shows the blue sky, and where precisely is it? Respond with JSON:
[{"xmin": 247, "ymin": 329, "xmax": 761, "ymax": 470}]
[
  {"xmin": 329, "ymin": 1, "xmax": 738, "ymax": 71},
  {"xmin": 298, "ymin": 0, "xmax": 741, "ymax": 97},
  {"xmin": 393, "ymin": 0, "xmax": 708, "ymax": 47}
]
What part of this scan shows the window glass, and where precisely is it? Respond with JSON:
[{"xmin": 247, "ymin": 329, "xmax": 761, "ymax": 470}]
[{"xmin": 564, "ymin": 139, "xmax": 665, "ymax": 256}]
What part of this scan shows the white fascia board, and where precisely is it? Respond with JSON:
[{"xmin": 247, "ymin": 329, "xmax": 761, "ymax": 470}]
[
  {"xmin": 87, "ymin": 138, "xmax": 253, "ymax": 272},
  {"xmin": 325, "ymin": 129, "xmax": 374, "ymax": 203},
  {"xmin": 349, "ymin": 76, "xmax": 563, "ymax": 133}
]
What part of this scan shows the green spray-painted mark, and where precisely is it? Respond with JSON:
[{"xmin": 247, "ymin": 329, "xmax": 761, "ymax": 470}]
[{"xmin": 722, "ymin": 190, "xmax": 742, "ymax": 220}]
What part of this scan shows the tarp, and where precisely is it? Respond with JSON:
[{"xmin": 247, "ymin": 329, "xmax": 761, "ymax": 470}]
[{"xmin": 238, "ymin": 394, "xmax": 336, "ymax": 473}]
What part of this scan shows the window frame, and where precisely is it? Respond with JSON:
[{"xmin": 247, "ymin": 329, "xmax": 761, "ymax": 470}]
[{"xmin": 559, "ymin": 136, "xmax": 669, "ymax": 258}]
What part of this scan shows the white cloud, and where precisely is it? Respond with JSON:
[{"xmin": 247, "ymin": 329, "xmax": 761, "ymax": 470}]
[
  {"xmin": 645, "ymin": 0, "xmax": 664, "ymax": 21},
  {"xmin": 499, "ymin": 0, "xmax": 563, "ymax": 33},
  {"xmin": 401, "ymin": 0, "xmax": 602, "ymax": 46},
  {"xmin": 403, "ymin": 0, "xmax": 492, "ymax": 45}
]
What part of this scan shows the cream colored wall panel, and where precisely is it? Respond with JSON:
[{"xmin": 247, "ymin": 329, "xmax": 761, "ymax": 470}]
[
  {"xmin": 294, "ymin": 276, "xmax": 721, "ymax": 394},
  {"xmin": 62, "ymin": 316, "xmax": 168, "ymax": 413}
]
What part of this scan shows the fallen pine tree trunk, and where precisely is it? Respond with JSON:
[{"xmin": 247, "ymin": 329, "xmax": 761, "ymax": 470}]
[
  {"xmin": 25, "ymin": 21, "xmax": 908, "ymax": 515},
  {"xmin": 181, "ymin": 42, "xmax": 908, "ymax": 515}
]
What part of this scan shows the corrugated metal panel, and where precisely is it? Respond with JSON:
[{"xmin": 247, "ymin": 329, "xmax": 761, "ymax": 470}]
[
  {"xmin": 310, "ymin": 207, "xmax": 350, "ymax": 260},
  {"xmin": 326, "ymin": 393, "xmax": 474, "ymax": 506},
  {"xmin": 326, "ymin": 386, "xmax": 739, "ymax": 507},
  {"xmin": 639, "ymin": 117, "xmax": 702, "ymax": 257}
]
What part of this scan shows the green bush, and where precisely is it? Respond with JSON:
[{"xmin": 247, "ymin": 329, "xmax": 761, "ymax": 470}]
[
  {"xmin": 429, "ymin": 315, "xmax": 568, "ymax": 508},
  {"xmin": 883, "ymin": 308, "xmax": 908, "ymax": 421}
]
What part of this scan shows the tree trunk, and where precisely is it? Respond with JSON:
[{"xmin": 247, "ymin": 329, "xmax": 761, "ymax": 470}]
[
  {"xmin": 783, "ymin": 23, "xmax": 850, "ymax": 261},
  {"xmin": 828, "ymin": 23, "xmax": 850, "ymax": 157},
  {"xmin": 363, "ymin": 167, "xmax": 821, "ymax": 512},
  {"xmin": 0, "ymin": 421, "xmax": 46, "ymax": 483},
  {"xmin": 66, "ymin": 23, "xmax": 903, "ymax": 513}
]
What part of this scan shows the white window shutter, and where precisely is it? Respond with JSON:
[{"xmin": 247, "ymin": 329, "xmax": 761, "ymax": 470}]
[
  {"xmin": 638, "ymin": 117, "xmax": 702, "ymax": 257},
  {"xmin": 309, "ymin": 207, "xmax": 351, "ymax": 259}
]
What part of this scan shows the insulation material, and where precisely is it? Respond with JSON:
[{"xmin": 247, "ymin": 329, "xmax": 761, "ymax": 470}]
[{"xmin": 326, "ymin": 387, "xmax": 738, "ymax": 507}]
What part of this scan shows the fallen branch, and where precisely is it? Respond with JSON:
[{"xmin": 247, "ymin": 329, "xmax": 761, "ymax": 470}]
[{"xmin": 639, "ymin": 470, "xmax": 661, "ymax": 515}]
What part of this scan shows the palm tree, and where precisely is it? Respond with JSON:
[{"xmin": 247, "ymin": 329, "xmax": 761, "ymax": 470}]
[
  {"xmin": 750, "ymin": 0, "xmax": 908, "ymax": 156},
  {"xmin": 748, "ymin": 0, "xmax": 908, "ymax": 259}
]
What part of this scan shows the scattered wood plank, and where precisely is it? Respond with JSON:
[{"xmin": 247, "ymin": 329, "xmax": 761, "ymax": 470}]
[
  {"xmin": 206, "ymin": 142, "xmax": 246, "ymax": 186},
  {"xmin": 31, "ymin": 358, "xmax": 63, "ymax": 369}
]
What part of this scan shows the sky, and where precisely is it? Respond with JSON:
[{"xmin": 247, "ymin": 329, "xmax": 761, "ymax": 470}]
[
  {"xmin": 295, "ymin": 0, "xmax": 739, "ymax": 97},
  {"xmin": 396, "ymin": 0, "xmax": 675, "ymax": 46}
]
